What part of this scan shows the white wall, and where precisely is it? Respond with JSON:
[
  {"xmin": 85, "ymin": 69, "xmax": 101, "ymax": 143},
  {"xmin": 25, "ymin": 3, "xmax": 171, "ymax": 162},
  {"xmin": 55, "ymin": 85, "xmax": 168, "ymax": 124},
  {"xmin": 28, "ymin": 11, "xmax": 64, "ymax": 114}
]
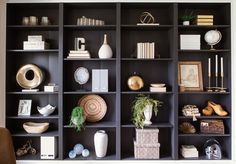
[{"xmin": 1, "ymin": 0, "xmax": 235, "ymax": 164}]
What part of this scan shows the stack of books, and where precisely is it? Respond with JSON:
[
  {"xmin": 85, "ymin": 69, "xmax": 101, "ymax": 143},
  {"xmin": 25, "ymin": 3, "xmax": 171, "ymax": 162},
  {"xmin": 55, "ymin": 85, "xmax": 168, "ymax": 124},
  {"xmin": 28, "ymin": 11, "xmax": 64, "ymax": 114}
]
[
  {"xmin": 180, "ymin": 35, "xmax": 201, "ymax": 50},
  {"xmin": 181, "ymin": 145, "xmax": 199, "ymax": 158},
  {"xmin": 137, "ymin": 42, "xmax": 155, "ymax": 59},
  {"xmin": 67, "ymin": 50, "xmax": 91, "ymax": 59},
  {"xmin": 23, "ymin": 35, "xmax": 49, "ymax": 50},
  {"xmin": 182, "ymin": 105, "xmax": 201, "ymax": 117},
  {"xmin": 194, "ymin": 15, "xmax": 214, "ymax": 26},
  {"xmin": 149, "ymin": 84, "xmax": 166, "ymax": 92}
]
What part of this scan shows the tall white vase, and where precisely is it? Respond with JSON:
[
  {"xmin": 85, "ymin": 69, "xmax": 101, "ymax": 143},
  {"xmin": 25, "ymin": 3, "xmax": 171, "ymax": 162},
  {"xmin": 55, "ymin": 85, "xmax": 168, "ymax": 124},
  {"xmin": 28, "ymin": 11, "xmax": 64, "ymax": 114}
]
[
  {"xmin": 143, "ymin": 104, "xmax": 153, "ymax": 125},
  {"xmin": 94, "ymin": 130, "xmax": 108, "ymax": 158},
  {"xmin": 98, "ymin": 34, "xmax": 113, "ymax": 58}
]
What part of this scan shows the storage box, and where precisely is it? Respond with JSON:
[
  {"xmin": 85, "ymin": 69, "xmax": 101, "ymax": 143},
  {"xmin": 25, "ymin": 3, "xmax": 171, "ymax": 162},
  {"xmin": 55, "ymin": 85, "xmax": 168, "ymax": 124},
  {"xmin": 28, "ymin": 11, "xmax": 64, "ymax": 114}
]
[
  {"xmin": 44, "ymin": 85, "xmax": 59, "ymax": 92},
  {"xmin": 23, "ymin": 41, "xmax": 49, "ymax": 50},
  {"xmin": 200, "ymin": 119, "xmax": 224, "ymax": 134},
  {"xmin": 134, "ymin": 141, "xmax": 160, "ymax": 159},
  {"xmin": 180, "ymin": 35, "xmax": 201, "ymax": 50},
  {"xmin": 136, "ymin": 128, "xmax": 159, "ymax": 144},
  {"xmin": 92, "ymin": 69, "xmax": 108, "ymax": 92},
  {"xmin": 40, "ymin": 136, "xmax": 57, "ymax": 159}
]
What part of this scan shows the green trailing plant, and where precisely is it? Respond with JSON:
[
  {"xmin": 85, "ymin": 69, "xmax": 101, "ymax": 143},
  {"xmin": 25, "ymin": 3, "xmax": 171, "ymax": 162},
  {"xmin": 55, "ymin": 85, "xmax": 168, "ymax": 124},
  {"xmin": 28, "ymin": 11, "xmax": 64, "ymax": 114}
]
[
  {"xmin": 70, "ymin": 106, "xmax": 85, "ymax": 132},
  {"xmin": 181, "ymin": 11, "xmax": 195, "ymax": 21},
  {"xmin": 131, "ymin": 94, "xmax": 163, "ymax": 129}
]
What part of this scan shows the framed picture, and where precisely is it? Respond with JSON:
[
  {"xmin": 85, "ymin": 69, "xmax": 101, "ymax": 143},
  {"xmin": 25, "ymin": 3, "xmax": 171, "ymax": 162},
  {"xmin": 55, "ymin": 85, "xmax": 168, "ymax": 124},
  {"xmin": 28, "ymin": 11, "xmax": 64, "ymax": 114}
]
[
  {"xmin": 178, "ymin": 61, "xmax": 203, "ymax": 91},
  {"xmin": 18, "ymin": 100, "xmax": 32, "ymax": 116}
]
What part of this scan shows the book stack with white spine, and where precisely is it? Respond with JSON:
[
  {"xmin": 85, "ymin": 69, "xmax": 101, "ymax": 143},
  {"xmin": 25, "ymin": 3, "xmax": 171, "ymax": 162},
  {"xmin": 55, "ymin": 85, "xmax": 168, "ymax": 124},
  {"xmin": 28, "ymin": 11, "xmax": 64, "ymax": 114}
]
[
  {"xmin": 194, "ymin": 15, "xmax": 214, "ymax": 26},
  {"xmin": 137, "ymin": 42, "xmax": 155, "ymax": 59},
  {"xmin": 23, "ymin": 35, "xmax": 49, "ymax": 50},
  {"xmin": 67, "ymin": 50, "xmax": 91, "ymax": 59}
]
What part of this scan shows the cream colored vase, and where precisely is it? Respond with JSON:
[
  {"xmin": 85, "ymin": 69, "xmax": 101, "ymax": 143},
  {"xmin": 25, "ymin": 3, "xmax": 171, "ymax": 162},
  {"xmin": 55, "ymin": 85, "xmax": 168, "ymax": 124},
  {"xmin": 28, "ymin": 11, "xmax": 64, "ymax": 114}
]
[
  {"xmin": 143, "ymin": 104, "xmax": 153, "ymax": 125},
  {"xmin": 98, "ymin": 34, "xmax": 113, "ymax": 58},
  {"xmin": 94, "ymin": 130, "xmax": 108, "ymax": 158}
]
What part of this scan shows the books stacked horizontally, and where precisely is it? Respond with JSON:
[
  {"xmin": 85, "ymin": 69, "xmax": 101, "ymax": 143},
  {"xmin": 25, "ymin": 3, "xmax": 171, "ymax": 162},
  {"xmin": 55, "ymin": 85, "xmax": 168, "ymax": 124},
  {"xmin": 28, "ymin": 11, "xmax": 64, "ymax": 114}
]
[
  {"xmin": 137, "ymin": 42, "xmax": 155, "ymax": 59},
  {"xmin": 150, "ymin": 83, "xmax": 166, "ymax": 92},
  {"xmin": 180, "ymin": 35, "xmax": 201, "ymax": 50},
  {"xmin": 194, "ymin": 15, "xmax": 214, "ymax": 26},
  {"xmin": 67, "ymin": 50, "xmax": 91, "ymax": 59},
  {"xmin": 23, "ymin": 35, "xmax": 49, "ymax": 50},
  {"xmin": 181, "ymin": 145, "xmax": 199, "ymax": 158},
  {"xmin": 182, "ymin": 105, "xmax": 201, "ymax": 117}
]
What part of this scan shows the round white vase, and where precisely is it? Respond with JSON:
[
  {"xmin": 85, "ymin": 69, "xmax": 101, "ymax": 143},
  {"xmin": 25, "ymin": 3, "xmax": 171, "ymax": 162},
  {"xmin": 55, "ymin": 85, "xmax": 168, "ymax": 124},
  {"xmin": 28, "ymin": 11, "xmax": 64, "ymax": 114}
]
[
  {"xmin": 143, "ymin": 104, "xmax": 153, "ymax": 125},
  {"xmin": 183, "ymin": 21, "xmax": 190, "ymax": 25},
  {"xmin": 98, "ymin": 34, "xmax": 113, "ymax": 58},
  {"xmin": 94, "ymin": 130, "xmax": 108, "ymax": 158}
]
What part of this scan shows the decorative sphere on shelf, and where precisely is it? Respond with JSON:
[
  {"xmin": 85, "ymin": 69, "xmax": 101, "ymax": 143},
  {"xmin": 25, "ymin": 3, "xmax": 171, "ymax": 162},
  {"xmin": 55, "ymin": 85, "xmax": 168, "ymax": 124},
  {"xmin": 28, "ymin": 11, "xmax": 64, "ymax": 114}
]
[
  {"xmin": 73, "ymin": 144, "xmax": 84, "ymax": 155},
  {"xmin": 82, "ymin": 149, "xmax": 90, "ymax": 157},
  {"xmin": 68, "ymin": 150, "xmax": 76, "ymax": 159}
]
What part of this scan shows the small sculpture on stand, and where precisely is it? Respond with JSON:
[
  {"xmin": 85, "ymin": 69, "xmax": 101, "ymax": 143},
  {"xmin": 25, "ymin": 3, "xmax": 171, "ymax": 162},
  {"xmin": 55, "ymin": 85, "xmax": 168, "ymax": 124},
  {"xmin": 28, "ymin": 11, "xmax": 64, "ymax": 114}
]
[
  {"xmin": 74, "ymin": 67, "xmax": 90, "ymax": 91},
  {"xmin": 16, "ymin": 140, "xmax": 36, "ymax": 157},
  {"xmin": 204, "ymin": 29, "xmax": 222, "ymax": 50},
  {"xmin": 137, "ymin": 12, "xmax": 159, "ymax": 26}
]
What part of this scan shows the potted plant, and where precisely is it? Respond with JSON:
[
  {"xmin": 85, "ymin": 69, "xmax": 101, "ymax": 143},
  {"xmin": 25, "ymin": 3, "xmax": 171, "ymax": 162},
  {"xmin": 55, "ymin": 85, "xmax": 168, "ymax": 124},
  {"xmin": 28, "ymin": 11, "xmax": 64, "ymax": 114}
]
[
  {"xmin": 131, "ymin": 94, "xmax": 163, "ymax": 128},
  {"xmin": 70, "ymin": 106, "xmax": 86, "ymax": 132},
  {"xmin": 180, "ymin": 11, "xmax": 194, "ymax": 25}
]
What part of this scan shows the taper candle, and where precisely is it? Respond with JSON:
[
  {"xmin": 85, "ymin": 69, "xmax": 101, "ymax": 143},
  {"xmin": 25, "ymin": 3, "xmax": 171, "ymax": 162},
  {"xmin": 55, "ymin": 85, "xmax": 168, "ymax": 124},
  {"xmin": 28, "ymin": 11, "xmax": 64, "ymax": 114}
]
[
  {"xmin": 215, "ymin": 55, "xmax": 218, "ymax": 76},
  {"xmin": 221, "ymin": 57, "xmax": 223, "ymax": 77},
  {"xmin": 208, "ymin": 58, "xmax": 211, "ymax": 76}
]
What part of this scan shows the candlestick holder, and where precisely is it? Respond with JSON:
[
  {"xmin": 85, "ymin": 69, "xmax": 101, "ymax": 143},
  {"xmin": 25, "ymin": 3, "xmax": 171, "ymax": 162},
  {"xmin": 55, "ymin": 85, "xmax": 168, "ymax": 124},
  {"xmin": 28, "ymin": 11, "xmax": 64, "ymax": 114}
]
[
  {"xmin": 206, "ymin": 75, "xmax": 213, "ymax": 92},
  {"xmin": 219, "ymin": 75, "xmax": 226, "ymax": 92},
  {"xmin": 215, "ymin": 75, "xmax": 219, "ymax": 92}
]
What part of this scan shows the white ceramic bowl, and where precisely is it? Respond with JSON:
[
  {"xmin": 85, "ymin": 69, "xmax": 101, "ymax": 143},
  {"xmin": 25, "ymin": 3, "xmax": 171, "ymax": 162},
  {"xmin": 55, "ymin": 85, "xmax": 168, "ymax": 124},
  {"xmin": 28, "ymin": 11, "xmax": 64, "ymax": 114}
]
[
  {"xmin": 23, "ymin": 122, "xmax": 49, "ymax": 134},
  {"xmin": 37, "ymin": 104, "xmax": 56, "ymax": 116},
  {"xmin": 150, "ymin": 83, "xmax": 165, "ymax": 87}
]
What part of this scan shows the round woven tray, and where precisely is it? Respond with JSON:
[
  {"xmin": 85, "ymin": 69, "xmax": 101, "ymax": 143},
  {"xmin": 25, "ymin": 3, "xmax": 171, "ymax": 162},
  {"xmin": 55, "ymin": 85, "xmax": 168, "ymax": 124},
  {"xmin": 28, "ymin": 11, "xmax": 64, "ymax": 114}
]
[{"xmin": 78, "ymin": 94, "xmax": 107, "ymax": 122}]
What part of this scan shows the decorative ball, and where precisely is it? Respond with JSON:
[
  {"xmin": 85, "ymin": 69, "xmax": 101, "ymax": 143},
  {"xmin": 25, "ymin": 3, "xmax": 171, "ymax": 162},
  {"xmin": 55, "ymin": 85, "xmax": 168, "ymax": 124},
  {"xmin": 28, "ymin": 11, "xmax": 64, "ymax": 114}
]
[
  {"xmin": 68, "ymin": 150, "xmax": 76, "ymax": 159},
  {"xmin": 82, "ymin": 149, "xmax": 90, "ymax": 157},
  {"xmin": 73, "ymin": 144, "xmax": 84, "ymax": 155}
]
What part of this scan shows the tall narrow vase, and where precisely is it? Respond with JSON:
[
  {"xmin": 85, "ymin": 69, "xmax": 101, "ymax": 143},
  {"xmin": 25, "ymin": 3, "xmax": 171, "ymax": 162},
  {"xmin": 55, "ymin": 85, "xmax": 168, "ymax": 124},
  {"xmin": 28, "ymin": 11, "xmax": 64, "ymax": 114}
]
[
  {"xmin": 143, "ymin": 104, "xmax": 153, "ymax": 125},
  {"xmin": 98, "ymin": 34, "xmax": 113, "ymax": 58},
  {"xmin": 94, "ymin": 130, "xmax": 108, "ymax": 158}
]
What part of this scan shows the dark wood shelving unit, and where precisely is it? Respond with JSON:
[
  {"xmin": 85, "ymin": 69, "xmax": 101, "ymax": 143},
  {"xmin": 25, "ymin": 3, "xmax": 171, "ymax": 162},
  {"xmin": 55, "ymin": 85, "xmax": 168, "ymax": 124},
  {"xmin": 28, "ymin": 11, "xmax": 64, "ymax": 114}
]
[{"xmin": 5, "ymin": 2, "xmax": 231, "ymax": 161}]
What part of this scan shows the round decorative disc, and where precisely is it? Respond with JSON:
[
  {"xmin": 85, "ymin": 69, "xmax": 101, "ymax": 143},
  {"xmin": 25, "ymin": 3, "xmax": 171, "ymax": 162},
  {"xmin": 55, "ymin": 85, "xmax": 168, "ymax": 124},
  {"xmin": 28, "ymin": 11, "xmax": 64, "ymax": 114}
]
[
  {"xmin": 74, "ymin": 67, "xmax": 89, "ymax": 85},
  {"xmin": 78, "ymin": 95, "xmax": 107, "ymax": 122},
  {"xmin": 127, "ymin": 74, "xmax": 144, "ymax": 91}
]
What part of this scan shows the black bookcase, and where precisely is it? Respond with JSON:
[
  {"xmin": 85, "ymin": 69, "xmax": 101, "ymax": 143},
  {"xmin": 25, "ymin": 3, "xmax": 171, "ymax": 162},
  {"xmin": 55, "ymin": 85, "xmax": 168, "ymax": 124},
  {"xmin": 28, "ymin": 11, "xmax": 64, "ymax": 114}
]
[{"xmin": 5, "ymin": 2, "xmax": 231, "ymax": 161}]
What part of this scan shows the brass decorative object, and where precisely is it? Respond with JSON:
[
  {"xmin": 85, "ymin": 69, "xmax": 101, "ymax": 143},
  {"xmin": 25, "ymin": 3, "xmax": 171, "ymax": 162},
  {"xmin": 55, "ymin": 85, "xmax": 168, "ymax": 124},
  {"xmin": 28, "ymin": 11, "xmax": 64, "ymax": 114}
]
[
  {"xmin": 179, "ymin": 122, "xmax": 196, "ymax": 134},
  {"xmin": 139, "ymin": 12, "xmax": 155, "ymax": 24},
  {"xmin": 16, "ymin": 64, "xmax": 44, "ymax": 89},
  {"xmin": 127, "ymin": 73, "xmax": 144, "ymax": 91},
  {"xmin": 16, "ymin": 140, "xmax": 36, "ymax": 157}
]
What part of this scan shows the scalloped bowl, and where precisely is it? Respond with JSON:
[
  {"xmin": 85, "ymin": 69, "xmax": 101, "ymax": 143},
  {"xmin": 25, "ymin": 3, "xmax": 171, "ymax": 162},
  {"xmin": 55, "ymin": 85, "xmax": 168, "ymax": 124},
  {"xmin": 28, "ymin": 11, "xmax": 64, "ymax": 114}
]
[
  {"xmin": 23, "ymin": 122, "xmax": 49, "ymax": 134},
  {"xmin": 37, "ymin": 104, "xmax": 56, "ymax": 116}
]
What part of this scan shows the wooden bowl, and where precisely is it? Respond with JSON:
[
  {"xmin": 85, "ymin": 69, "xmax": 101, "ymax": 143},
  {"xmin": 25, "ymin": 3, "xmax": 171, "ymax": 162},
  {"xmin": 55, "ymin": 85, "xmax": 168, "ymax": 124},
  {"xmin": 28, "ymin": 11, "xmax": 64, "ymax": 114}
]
[{"xmin": 23, "ymin": 122, "xmax": 49, "ymax": 134}]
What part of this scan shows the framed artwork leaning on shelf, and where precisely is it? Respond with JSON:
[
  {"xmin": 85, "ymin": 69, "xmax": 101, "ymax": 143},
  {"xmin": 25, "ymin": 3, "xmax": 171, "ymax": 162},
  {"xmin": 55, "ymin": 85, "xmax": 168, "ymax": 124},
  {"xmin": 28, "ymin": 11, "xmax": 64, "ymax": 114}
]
[
  {"xmin": 18, "ymin": 100, "xmax": 32, "ymax": 116},
  {"xmin": 178, "ymin": 61, "xmax": 203, "ymax": 91}
]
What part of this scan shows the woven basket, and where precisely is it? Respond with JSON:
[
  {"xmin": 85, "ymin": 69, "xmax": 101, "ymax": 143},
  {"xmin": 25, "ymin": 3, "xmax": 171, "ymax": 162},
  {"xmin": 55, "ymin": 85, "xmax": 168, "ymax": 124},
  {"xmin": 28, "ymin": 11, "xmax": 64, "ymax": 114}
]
[
  {"xmin": 136, "ymin": 128, "xmax": 159, "ymax": 144},
  {"xmin": 134, "ymin": 141, "xmax": 160, "ymax": 159},
  {"xmin": 200, "ymin": 119, "xmax": 224, "ymax": 134}
]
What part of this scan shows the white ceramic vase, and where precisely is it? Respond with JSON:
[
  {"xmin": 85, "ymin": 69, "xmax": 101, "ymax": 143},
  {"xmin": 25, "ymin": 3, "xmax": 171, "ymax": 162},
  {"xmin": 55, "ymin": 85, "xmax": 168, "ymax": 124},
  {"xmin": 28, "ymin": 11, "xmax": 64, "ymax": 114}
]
[
  {"xmin": 94, "ymin": 130, "xmax": 108, "ymax": 158},
  {"xmin": 98, "ymin": 34, "xmax": 113, "ymax": 58},
  {"xmin": 183, "ymin": 21, "xmax": 190, "ymax": 25},
  {"xmin": 143, "ymin": 104, "xmax": 153, "ymax": 125}
]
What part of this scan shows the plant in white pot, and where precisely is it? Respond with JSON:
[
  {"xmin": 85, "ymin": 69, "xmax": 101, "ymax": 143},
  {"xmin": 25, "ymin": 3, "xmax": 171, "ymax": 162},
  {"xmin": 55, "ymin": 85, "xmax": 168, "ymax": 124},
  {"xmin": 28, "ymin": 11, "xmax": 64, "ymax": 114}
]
[
  {"xmin": 180, "ymin": 11, "xmax": 194, "ymax": 25},
  {"xmin": 70, "ymin": 106, "xmax": 86, "ymax": 132},
  {"xmin": 131, "ymin": 94, "xmax": 163, "ymax": 128}
]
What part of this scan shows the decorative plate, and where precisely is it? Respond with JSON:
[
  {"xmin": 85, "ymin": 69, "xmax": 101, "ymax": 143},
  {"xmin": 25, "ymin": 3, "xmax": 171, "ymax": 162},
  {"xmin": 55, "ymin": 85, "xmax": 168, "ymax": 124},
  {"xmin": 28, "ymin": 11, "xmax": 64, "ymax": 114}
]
[
  {"xmin": 150, "ymin": 83, "xmax": 165, "ymax": 87},
  {"xmin": 78, "ymin": 95, "xmax": 107, "ymax": 122},
  {"xmin": 74, "ymin": 67, "xmax": 89, "ymax": 85}
]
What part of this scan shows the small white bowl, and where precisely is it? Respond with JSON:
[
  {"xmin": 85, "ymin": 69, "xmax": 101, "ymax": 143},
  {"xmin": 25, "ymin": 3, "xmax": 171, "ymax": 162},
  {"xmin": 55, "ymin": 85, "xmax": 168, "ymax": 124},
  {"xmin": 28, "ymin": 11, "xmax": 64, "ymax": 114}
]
[
  {"xmin": 37, "ymin": 104, "xmax": 56, "ymax": 117},
  {"xmin": 23, "ymin": 122, "xmax": 49, "ymax": 134},
  {"xmin": 150, "ymin": 83, "xmax": 166, "ymax": 87}
]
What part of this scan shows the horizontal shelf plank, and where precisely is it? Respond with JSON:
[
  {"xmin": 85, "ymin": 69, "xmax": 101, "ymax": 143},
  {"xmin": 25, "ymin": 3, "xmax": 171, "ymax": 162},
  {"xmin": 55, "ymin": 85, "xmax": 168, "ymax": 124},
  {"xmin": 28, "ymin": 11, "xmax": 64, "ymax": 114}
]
[
  {"xmin": 121, "ymin": 123, "xmax": 173, "ymax": 128},
  {"xmin": 64, "ymin": 121, "xmax": 116, "ymax": 128},
  {"xmin": 178, "ymin": 25, "xmax": 230, "ymax": 29},
  {"xmin": 7, "ymin": 91, "xmax": 58, "ymax": 95},
  {"xmin": 64, "ymin": 25, "xmax": 116, "ymax": 30},
  {"xmin": 122, "ymin": 91, "xmax": 173, "ymax": 94},
  {"xmin": 7, "ymin": 49, "xmax": 59, "ymax": 53},
  {"xmin": 64, "ymin": 58, "xmax": 116, "ymax": 61},
  {"xmin": 178, "ymin": 91, "xmax": 230, "ymax": 95},
  {"xmin": 178, "ymin": 49, "xmax": 230, "ymax": 53},
  {"xmin": 12, "ymin": 131, "xmax": 59, "ymax": 137},
  {"xmin": 122, "ymin": 154, "xmax": 172, "ymax": 160},
  {"xmin": 64, "ymin": 152, "xmax": 116, "ymax": 160},
  {"xmin": 7, "ymin": 25, "xmax": 59, "ymax": 30},
  {"xmin": 121, "ymin": 58, "xmax": 173, "ymax": 61},
  {"xmin": 179, "ymin": 133, "xmax": 230, "ymax": 137},
  {"xmin": 121, "ymin": 24, "xmax": 173, "ymax": 30},
  {"xmin": 7, "ymin": 114, "xmax": 59, "ymax": 119},
  {"xmin": 179, "ymin": 115, "xmax": 230, "ymax": 119},
  {"xmin": 179, "ymin": 155, "xmax": 230, "ymax": 160},
  {"xmin": 64, "ymin": 91, "xmax": 116, "ymax": 94}
]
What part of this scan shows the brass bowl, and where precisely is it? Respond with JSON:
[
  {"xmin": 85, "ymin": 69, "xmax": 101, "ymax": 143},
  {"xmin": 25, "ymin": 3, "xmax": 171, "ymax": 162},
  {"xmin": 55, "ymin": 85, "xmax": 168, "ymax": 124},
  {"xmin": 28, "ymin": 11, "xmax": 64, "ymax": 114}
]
[
  {"xmin": 16, "ymin": 64, "xmax": 44, "ymax": 89},
  {"xmin": 127, "ymin": 74, "xmax": 144, "ymax": 91}
]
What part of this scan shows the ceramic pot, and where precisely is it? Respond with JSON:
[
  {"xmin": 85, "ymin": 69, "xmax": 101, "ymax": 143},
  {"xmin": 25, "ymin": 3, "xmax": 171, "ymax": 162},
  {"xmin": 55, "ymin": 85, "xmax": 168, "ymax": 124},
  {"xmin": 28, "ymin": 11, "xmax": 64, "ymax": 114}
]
[
  {"xmin": 143, "ymin": 104, "xmax": 153, "ymax": 125},
  {"xmin": 183, "ymin": 21, "xmax": 190, "ymax": 25},
  {"xmin": 98, "ymin": 34, "xmax": 113, "ymax": 58},
  {"xmin": 94, "ymin": 130, "xmax": 108, "ymax": 158}
]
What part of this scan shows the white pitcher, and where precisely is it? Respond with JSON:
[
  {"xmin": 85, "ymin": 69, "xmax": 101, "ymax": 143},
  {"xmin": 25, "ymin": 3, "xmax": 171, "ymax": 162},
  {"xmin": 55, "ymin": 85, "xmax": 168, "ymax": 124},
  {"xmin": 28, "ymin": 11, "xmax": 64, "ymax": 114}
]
[{"xmin": 94, "ymin": 130, "xmax": 108, "ymax": 158}]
